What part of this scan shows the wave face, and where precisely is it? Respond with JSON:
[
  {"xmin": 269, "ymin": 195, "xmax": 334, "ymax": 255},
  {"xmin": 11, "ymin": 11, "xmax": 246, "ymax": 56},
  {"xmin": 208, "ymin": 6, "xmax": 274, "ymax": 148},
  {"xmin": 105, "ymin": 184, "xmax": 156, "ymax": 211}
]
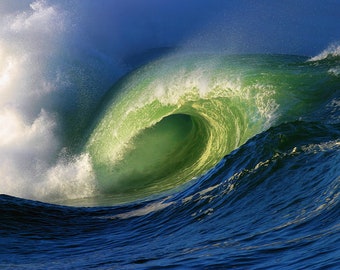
[
  {"xmin": 85, "ymin": 54, "xmax": 338, "ymax": 204},
  {"xmin": 2, "ymin": 53, "xmax": 339, "ymax": 270},
  {"xmin": 1, "ymin": 1, "xmax": 340, "ymax": 269}
]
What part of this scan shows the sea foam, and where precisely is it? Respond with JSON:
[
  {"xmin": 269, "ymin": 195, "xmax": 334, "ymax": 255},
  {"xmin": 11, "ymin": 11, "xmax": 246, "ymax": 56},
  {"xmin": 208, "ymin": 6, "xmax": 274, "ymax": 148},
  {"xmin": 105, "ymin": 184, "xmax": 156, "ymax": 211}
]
[{"xmin": 0, "ymin": 1, "xmax": 99, "ymax": 202}]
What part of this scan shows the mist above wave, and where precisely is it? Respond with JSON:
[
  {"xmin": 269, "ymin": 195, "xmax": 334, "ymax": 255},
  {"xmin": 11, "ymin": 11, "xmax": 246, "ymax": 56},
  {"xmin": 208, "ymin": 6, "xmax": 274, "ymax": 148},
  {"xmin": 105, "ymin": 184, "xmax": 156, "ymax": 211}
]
[{"xmin": 0, "ymin": 0, "xmax": 338, "ymax": 204}]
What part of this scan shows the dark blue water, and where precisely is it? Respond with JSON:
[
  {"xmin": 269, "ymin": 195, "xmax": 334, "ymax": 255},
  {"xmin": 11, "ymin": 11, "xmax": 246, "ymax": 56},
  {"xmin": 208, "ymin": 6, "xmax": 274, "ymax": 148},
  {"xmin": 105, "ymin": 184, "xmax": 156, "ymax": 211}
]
[
  {"xmin": 1, "ymin": 1, "xmax": 340, "ymax": 269},
  {"xmin": 1, "ymin": 119, "xmax": 340, "ymax": 269}
]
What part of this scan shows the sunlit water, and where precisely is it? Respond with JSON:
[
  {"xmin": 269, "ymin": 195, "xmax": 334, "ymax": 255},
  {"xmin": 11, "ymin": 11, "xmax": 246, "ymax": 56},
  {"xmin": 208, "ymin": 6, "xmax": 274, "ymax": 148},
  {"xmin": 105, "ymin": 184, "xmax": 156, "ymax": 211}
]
[{"xmin": 0, "ymin": 1, "xmax": 339, "ymax": 269}]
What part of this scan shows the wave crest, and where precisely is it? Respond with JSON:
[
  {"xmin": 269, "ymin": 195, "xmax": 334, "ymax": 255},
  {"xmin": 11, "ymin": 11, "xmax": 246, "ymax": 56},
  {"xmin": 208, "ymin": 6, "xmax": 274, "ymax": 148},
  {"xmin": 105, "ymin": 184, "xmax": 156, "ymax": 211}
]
[{"xmin": 309, "ymin": 43, "xmax": 340, "ymax": 61}]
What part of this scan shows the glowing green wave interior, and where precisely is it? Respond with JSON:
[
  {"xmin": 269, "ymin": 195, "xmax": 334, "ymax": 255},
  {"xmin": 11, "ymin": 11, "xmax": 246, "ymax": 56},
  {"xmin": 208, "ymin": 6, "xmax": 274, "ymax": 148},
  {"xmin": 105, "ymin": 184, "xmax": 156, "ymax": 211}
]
[{"xmin": 84, "ymin": 54, "xmax": 337, "ymax": 199}]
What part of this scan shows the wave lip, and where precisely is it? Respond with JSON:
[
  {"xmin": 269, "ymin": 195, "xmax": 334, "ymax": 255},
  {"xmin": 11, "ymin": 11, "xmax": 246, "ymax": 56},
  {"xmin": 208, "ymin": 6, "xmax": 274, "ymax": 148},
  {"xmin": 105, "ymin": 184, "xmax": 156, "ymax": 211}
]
[
  {"xmin": 308, "ymin": 43, "xmax": 340, "ymax": 61},
  {"xmin": 84, "ymin": 53, "xmax": 339, "ymax": 203}
]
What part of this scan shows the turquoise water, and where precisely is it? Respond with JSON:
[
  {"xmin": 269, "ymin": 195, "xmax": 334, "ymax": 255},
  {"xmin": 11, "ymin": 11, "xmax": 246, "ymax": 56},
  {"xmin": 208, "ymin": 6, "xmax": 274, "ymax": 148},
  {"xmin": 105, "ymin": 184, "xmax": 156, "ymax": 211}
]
[
  {"xmin": 1, "ymin": 52, "xmax": 339, "ymax": 269},
  {"xmin": 83, "ymin": 54, "xmax": 339, "ymax": 205},
  {"xmin": 1, "ymin": 1, "xmax": 340, "ymax": 268}
]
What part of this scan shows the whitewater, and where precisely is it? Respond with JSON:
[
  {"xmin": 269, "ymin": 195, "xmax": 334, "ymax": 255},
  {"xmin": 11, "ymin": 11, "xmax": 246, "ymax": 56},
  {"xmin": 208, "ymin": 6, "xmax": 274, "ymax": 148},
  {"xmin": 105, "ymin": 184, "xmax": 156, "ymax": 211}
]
[{"xmin": 0, "ymin": 1, "xmax": 339, "ymax": 269}]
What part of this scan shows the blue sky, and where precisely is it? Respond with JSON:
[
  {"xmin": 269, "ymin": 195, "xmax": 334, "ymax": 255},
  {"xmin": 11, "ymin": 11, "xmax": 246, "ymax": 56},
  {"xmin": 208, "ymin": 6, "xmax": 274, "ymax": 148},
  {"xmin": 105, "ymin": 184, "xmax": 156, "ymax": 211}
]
[
  {"xmin": 1, "ymin": 0, "xmax": 339, "ymax": 59},
  {"xmin": 72, "ymin": 0, "xmax": 339, "ymax": 58},
  {"xmin": 0, "ymin": 0, "xmax": 338, "ymax": 199}
]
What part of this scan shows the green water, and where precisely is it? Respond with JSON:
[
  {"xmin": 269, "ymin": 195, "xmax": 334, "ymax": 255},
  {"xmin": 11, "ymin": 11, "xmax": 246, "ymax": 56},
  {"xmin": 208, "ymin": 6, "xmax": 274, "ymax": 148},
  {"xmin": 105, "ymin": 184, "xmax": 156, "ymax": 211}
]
[
  {"xmin": 84, "ymin": 54, "xmax": 337, "ymax": 198},
  {"xmin": 100, "ymin": 114, "xmax": 201, "ymax": 192}
]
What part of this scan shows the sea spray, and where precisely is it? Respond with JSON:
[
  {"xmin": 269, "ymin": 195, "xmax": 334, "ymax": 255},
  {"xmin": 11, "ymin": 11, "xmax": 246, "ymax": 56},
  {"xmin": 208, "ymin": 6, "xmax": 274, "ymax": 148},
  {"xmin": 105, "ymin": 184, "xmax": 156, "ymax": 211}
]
[
  {"xmin": 84, "ymin": 54, "xmax": 338, "ymax": 203},
  {"xmin": 0, "ymin": 1, "xmax": 108, "ymax": 202}
]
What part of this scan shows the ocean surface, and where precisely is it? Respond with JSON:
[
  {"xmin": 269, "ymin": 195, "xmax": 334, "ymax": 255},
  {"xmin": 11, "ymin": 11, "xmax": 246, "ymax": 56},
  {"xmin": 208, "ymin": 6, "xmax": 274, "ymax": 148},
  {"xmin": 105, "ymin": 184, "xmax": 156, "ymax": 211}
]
[{"xmin": 1, "ymin": 1, "xmax": 340, "ymax": 269}]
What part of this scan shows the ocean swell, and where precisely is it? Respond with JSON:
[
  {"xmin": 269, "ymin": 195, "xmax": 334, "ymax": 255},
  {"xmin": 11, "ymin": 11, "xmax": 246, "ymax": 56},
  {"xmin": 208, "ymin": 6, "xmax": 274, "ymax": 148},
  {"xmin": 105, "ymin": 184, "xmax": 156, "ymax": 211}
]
[
  {"xmin": 84, "ymin": 54, "xmax": 339, "ymax": 204},
  {"xmin": 0, "ymin": 1, "xmax": 339, "ymax": 207}
]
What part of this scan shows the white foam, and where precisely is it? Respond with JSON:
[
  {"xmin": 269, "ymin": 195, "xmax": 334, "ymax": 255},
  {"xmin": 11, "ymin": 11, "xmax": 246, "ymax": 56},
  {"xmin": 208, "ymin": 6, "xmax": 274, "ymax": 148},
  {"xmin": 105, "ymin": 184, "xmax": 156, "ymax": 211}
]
[
  {"xmin": 0, "ymin": 108, "xmax": 59, "ymax": 198},
  {"xmin": 0, "ymin": 1, "xmax": 100, "ymax": 203},
  {"xmin": 7, "ymin": 0, "xmax": 65, "ymax": 34},
  {"xmin": 0, "ymin": 105, "xmax": 97, "ymax": 202},
  {"xmin": 328, "ymin": 67, "xmax": 340, "ymax": 77},
  {"xmin": 37, "ymin": 153, "xmax": 97, "ymax": 202},
  {"xmin": 0, "ymin": 0, "xmax": 68, "ymax": 116},
  {"xmin": 309, "ymin": 43, "xmax": 340, "ymax": 61},
  {"xmin": 108, "ymin": 199, "xmax": 174, "ymax": 219}
]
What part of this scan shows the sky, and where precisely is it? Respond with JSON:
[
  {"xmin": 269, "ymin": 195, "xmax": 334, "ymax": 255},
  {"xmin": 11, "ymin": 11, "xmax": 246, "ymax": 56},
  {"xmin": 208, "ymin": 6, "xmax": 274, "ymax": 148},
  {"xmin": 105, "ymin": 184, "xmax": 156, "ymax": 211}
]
[
  {"xmin": 0, "ymin": 0, "xmax": 339, "ymax": 200},
  {"xmin": 1, "ymin": 0, "xmax": 339, "ymax": 64},
  {"xmin": 71, "ymin": 0, "xmax": 340, "ymax": 58}
]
